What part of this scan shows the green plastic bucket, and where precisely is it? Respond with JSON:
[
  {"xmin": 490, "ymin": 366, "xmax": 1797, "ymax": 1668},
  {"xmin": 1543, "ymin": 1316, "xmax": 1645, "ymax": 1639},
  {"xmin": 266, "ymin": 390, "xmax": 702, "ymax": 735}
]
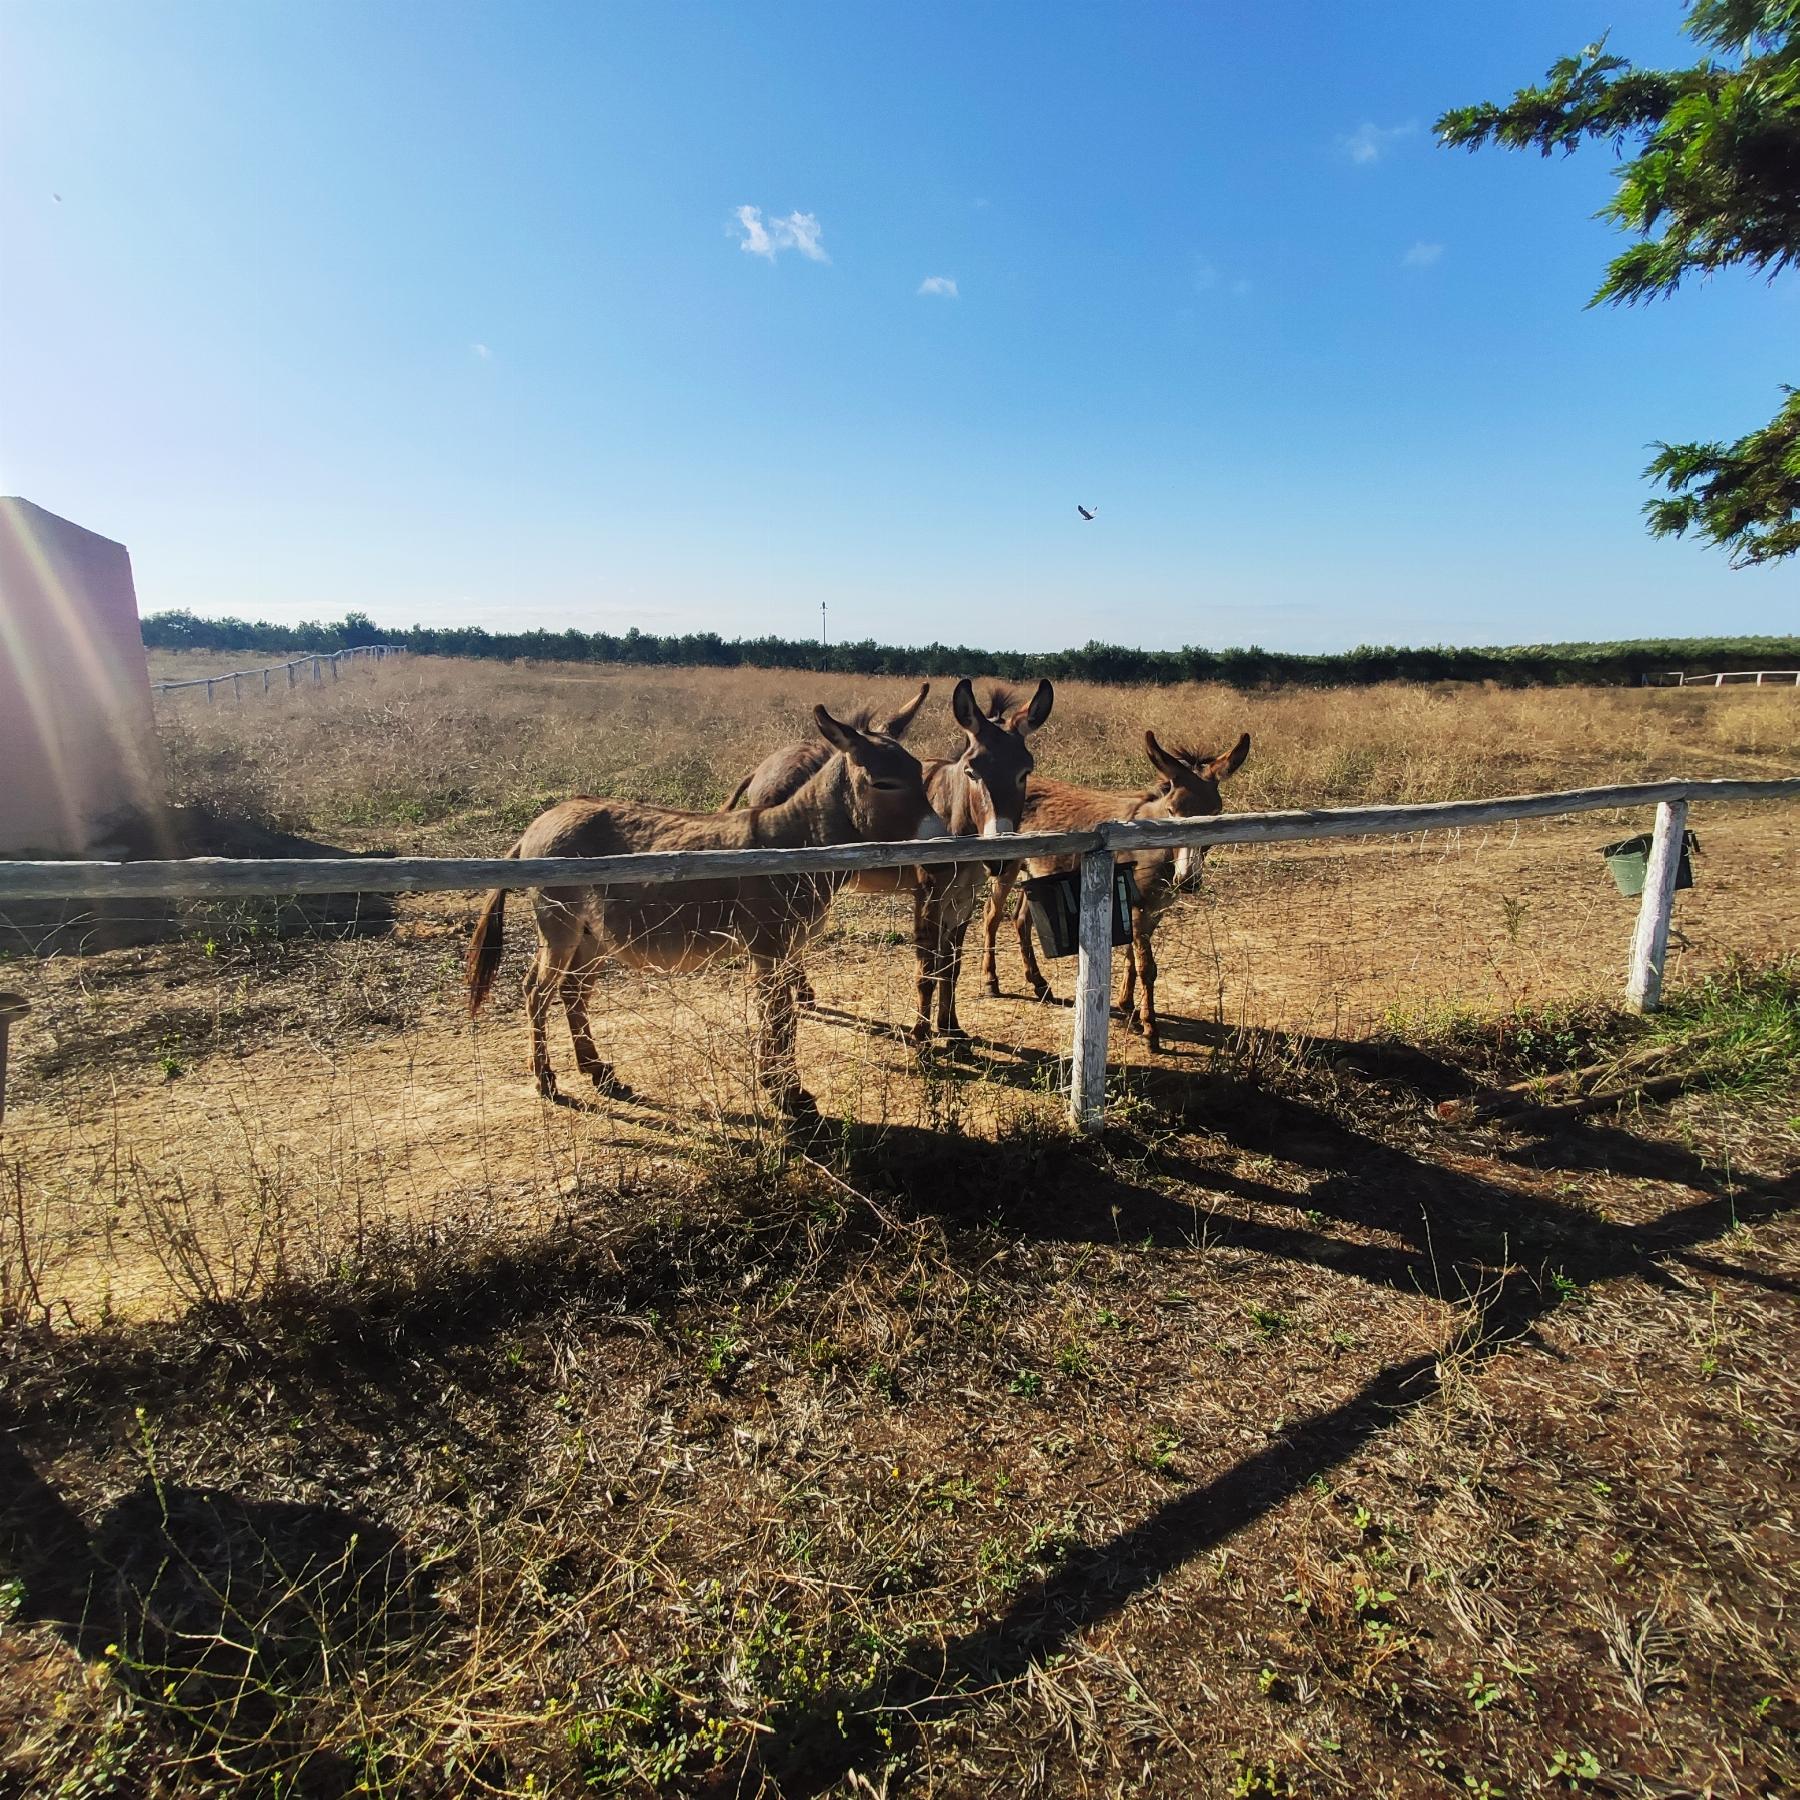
[
  {"xmin": 1020, "ymin": 865, "xmax": 1137, "ymax": 959},
  {"xmin": 1601, "ymin": 830, "xmax": 1698, "ymax": 898}
]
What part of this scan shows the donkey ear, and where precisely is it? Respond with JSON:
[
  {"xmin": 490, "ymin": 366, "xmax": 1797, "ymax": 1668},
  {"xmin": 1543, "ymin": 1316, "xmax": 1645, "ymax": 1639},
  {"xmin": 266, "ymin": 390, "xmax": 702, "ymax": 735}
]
[
  {"xmin": 814, "ymin": 705, "xmax": 864, "ymax": 755},
  {"xmin": 883, "ymin": 680, "xmax": 930, "ymax": 739},
  {"xmin": 951, "ymin": 677, "xmax": 982, "ymax": 735},
  {"xmin": 1206, "ymin": 732, "xmax": 1250, "ymax": 779},
  {"xmin": 1144, "ymin": 730, "xmax": 1186, "ymax": 782},
  {"xmin": 1016, "ymin": 678, "xmax": 1054, "ymax": 734}
]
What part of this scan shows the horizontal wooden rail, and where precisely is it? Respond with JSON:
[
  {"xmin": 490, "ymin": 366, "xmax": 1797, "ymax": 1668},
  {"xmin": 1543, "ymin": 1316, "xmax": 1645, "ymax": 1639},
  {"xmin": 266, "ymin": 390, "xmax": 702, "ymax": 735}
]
[
  {"xmin": 1, "ymin": 779, "xmax": 1795, "ymax": 903},
  {"xmin": 1099, "ymin": 778, "xmax": 1800, "ymax": 852},
  {"xmin": 5, "ymin": 775, "xmax": 1795, "ymax": 1134},
  {"xmin": 0, "ymin": 832, "xmax": 1098, "ymax": 900}
]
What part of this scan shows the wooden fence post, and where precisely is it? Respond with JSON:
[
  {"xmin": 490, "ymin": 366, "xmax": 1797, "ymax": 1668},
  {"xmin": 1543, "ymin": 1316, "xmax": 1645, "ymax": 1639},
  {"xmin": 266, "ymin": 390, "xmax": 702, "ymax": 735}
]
[
  {"xmin": 263, "ymin": 668, "xmax": 270, "ymax": 693},
  {"xmin": 1068, "ymin": 846, "xmax": 1115, "ymax": 1130},
  {"xmin": 287, "ymin": 662, "xmax": 296, "ymax": 688},
  {"xmin": 0, "ymin": 993, "xmax": 27, "ymax": 1130},
  {"xmin": 1626, "ymin": 798, "xmax": 1688, "ymax": 1012},
  {"xmin": 205, "ymin": 680, "xmax": 214, "ymax": 703},
  {"xmin": 232, "ymin": 673, "xmax": 242, "ymax": 701}
]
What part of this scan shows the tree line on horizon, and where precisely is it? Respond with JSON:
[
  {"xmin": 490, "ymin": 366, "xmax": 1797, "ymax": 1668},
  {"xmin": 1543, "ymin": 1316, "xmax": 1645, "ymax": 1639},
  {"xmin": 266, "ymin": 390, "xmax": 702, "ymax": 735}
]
[{"xmin": 138, "ymin": 609, "xmax": 1800, "ymax": 690}]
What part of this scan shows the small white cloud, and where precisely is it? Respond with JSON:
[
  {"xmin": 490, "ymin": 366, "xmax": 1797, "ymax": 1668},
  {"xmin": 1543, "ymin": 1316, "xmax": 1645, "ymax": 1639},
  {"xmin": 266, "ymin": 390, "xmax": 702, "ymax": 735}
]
[
  {"xmin": 774, "ymin": 210, "xmax": 829, "ymax": 262},
  {"xmin": 731, "ymin": 204, "xmax": 829, "ymax": 263},
  {"xmin": 971, "ymin": 196, "xmax": 990, "ymax": 210},
  {"xmin": 470, "ymin": 342, "xmax": 492, "ymax": 359},
  {"xmin": 917, "ymin": 275, "xmax": 959, "ymax": 298},
  {"xmin": 733, "ymin": 203, "xmax": 775, "ymax": 258},
  {"xmin": 1402, "ymin": 241, "xmax": 1444, "ymax": 267},
  {"xmin": 1341, "ymin": 121, "xmax": 1415, "ymax": 165}
]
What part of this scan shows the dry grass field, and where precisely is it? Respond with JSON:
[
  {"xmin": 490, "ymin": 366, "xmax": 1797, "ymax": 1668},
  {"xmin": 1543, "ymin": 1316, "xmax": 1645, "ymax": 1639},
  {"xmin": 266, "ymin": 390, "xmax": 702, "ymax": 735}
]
[{"xmin": 2, "ymin": 654, "xmax": 1797, "ymax": 1798}]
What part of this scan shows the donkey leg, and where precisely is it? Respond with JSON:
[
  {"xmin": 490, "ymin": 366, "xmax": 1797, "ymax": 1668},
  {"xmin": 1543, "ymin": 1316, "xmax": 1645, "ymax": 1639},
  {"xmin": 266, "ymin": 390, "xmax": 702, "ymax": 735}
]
[
  {"xmin": 938, "ymin": 917, "xmax": 972, "ymax": 1039},
  {"xmin": 523, "ymin": 941, "xmax": 563, "ymax": 1099},
  {"xmin": 1132, "ymin": 914, "xmax": 1162, "ymax": 1052},
  {"xmin": 752, "ymin": 954, "xmax": 814, "ymax": 1119},
  {"xmin": 1117, "ymin": 941, "xmax": 1139, "ymax": 1023},
  {"xmin": 910, "ymin": 883, "xmax": 938, "ymax": 1045},
  {"xmin": 791, "ymin": 958, "xmax": 817, "ymax": 1010},
  {"xmin": 1014, "ymin": 910, "xmax": 1055, "ymax": 1003},
  {"xmin": 560, "ymin": 951, "xmax": 622, "ymax": 1096},
  {"xmin": 981, "ymin": 870, "xmax": 1015, "ymax": 997}
]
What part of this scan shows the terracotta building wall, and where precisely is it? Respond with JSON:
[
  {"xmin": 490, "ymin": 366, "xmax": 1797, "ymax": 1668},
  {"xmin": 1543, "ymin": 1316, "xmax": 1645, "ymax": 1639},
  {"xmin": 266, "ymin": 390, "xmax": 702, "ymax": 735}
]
[{"xmin": 0, "ymin": 498, "xmax": 167, "ymax": 855}]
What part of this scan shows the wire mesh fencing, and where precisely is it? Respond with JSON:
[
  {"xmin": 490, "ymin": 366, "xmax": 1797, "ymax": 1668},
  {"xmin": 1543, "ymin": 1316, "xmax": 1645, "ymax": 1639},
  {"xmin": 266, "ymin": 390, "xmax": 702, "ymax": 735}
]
[{"xmin": 3, "ymin": 796, "xmax": 1794, "ymax": 1331}]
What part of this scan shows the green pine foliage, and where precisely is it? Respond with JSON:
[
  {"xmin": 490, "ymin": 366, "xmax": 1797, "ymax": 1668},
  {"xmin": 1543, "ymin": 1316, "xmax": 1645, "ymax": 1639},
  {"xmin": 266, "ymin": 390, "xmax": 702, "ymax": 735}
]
[{"xmin": 1437, "ymin": 0, "xmax": 1800, "ymax": 564}]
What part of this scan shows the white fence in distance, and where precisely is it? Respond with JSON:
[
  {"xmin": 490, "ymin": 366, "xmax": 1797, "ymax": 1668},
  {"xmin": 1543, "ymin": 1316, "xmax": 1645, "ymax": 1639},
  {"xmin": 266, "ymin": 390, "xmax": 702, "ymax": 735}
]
[
  {"xmin": 1, "ymin": 776, "xmax": 1796, "ymax": 1130},
  {"xmin": 150, "ymin": 644, "xmax": 407, "ymax": 702},
  {"xmin": 1645, "ymin": 669, "xmax": 1800, "ymax": 688}
]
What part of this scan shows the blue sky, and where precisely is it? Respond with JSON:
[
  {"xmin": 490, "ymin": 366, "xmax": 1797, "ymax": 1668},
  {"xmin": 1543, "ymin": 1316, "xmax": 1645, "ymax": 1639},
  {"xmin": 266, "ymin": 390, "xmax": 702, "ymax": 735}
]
[{"xmin": 2, "ymin": 1, "xmax": 1792, "ymax": 651}]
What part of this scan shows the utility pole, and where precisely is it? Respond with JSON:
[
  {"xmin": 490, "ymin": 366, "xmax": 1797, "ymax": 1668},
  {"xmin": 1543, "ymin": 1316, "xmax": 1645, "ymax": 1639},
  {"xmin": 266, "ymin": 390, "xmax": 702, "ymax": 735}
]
[{"xmin": 820, "ymin": 599, "xmax": 827, "ymax": 648}]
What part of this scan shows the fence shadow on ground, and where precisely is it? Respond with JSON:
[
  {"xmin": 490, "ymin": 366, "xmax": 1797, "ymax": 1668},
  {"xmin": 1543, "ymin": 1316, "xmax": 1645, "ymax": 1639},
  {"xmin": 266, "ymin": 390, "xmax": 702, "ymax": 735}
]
[
  {"xmin": 739, "ymin": 1064, "xmax": 1799, "ymax": 1794},
  {"xmin": 4, "ymin": 1045, "xmax": 1794, "ymax": 1795}
]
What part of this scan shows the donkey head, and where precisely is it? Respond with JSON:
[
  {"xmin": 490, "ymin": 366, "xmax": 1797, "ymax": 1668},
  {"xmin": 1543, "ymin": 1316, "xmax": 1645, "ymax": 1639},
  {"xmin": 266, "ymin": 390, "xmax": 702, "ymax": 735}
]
[
  {"xmin": 1143, "ymin": 730, "xmax": 1251, "ymax": 884},
  {"xmin": 954, "ymin": 677, "xmax": 1053, "ymax": 838},
  {"xmin": 814, "ymin": 706, "xmax": 946, "ymax": 843}
]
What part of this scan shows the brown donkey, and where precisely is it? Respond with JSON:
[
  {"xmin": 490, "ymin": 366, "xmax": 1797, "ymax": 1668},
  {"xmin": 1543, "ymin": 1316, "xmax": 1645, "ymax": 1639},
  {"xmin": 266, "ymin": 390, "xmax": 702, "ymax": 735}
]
[
  {"xmin": 467, "ymin": 708, "xmax": 945, "ymax": 1114},
  {"xmin": 982, "ymin": 731, "xmax": 1249, "ymax": 1052},
  {"xmin": 731, "ymin": 678, "xmax": 1054, "ymax": 1041},
  {"xmin": 722, "ymin": 680, "xmax": 930, "ymax": 809}
]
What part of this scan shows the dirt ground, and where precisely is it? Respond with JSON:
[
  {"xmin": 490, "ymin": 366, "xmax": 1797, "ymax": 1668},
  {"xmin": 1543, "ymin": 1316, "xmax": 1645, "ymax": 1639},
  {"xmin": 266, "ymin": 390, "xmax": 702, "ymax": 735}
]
[
  {"xmin": 2, "ymin": 723, "xmax": 1797, "ymax": 1797},
  {"xmin": 5, "ymin": 802, "xmax": 1795, "ymax": 1326}
]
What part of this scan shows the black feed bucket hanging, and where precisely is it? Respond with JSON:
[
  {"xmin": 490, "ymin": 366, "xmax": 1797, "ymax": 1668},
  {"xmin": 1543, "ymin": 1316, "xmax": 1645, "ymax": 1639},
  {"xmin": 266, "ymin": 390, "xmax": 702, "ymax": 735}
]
[
  {"xmin": 1600, "ymin": 830, "xmax": 1699, "ymax": 898},
  {"xmin": 1019, "ymin": 865, "xmax": 1137, "ymax": 959}
]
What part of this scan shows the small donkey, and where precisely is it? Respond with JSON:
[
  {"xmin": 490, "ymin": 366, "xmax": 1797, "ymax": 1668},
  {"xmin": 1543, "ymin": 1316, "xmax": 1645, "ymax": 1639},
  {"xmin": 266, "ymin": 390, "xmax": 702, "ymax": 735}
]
[
  {"xmin": 982, "ymin": 731, "xmax": 1249, "ymax": 1053},
  {"xmin": 730, "ymin": 678, "xmax": 1053, "ymax": 1041},
  {"xmin": 467, "ymin": 707, "xmax": 945, "ymax": 1115}
]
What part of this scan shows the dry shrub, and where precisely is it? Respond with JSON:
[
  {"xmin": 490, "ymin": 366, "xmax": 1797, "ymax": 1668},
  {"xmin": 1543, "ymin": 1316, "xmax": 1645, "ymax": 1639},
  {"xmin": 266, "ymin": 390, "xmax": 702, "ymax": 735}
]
[{"xmin": 145, "ymin": 654, "xmax": 1800, "ymax": 851}]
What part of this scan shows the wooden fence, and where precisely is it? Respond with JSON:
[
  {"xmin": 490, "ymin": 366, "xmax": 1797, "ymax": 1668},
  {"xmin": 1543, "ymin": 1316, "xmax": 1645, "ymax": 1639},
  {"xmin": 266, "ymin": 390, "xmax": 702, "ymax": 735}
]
[
  {"xmin": 150, "ymin": 644, "xmax": 407, "ymax": 701},
  {"xmin": 1, "ymin": 776, "xmax": 1796, "ymax": 1130},
  {"xmin": 1646, "ymin": 669, "xmax": 1800, "ymax": 688}
]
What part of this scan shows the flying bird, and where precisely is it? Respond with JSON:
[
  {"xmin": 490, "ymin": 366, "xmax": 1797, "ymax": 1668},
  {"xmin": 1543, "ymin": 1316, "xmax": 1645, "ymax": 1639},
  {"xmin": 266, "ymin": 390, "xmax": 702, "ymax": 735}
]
[{"xmin": 1076, "ymin": 504, "xmax": 1097, "ymax": 521}]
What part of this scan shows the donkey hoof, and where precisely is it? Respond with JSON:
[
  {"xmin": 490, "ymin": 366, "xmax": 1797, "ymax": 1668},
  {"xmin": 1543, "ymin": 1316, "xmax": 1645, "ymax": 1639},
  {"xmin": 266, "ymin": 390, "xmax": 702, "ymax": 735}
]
[
  {"xmin": 983, "ymin": 979, "xmax": 1002, "ymax": 999},
  {"xmin": 590, "ymin": 1066, "xmax": 626, "ymax": 1098},
  {"xmin": 794, "ymin": 988, "xmax": 818, "ymax": 1011},
  {"xmin": 534, "ymin": 1070, "xmax": 559, "ymax": 1101},
  {"xmin": 937, "ymin": 1026, "xmax": 969, "ymax": 1046},
  {"xmin": 1031, "ymin": 985, "xmax": 1058, "ymax": 1006}
]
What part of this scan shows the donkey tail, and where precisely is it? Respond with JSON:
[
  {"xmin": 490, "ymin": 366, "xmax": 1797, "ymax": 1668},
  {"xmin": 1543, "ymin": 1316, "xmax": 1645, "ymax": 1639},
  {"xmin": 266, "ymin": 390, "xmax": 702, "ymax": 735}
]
[
  {"xmin": 723, "ymin": 772, "xmax": 754, "ymax": 810},
  {"xmin": 466, "ymin": 841, "xmax": 521, "ymax": 1015}
]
